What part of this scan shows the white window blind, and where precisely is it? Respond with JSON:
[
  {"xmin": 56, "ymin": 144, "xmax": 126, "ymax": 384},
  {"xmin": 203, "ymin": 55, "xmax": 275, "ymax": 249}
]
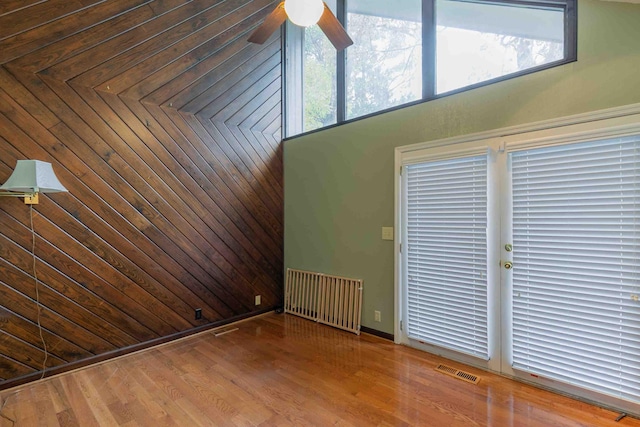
[
  {"xmin": 510, "ymin": 135, "xmax": 640, "ymax": 403},
  {"xmin": 405, "ymin": 155, "xmax": 488, "ymax": 359}
]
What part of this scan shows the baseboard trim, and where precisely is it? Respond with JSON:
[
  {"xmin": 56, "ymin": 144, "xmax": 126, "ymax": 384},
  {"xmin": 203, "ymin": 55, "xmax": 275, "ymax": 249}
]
[
  {"xmin": 361, "ymin": 326, "xmax": 394, "ymax": 341},
  {"xmin": 0, "ymin": 307, "xmax": 277, "ymax": 392}
]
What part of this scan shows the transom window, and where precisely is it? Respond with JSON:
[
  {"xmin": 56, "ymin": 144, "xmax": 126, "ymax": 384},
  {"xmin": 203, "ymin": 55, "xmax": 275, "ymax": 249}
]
[{"xmin": 285, "ymin": 0, "xmax": 577, "ymax": 136}]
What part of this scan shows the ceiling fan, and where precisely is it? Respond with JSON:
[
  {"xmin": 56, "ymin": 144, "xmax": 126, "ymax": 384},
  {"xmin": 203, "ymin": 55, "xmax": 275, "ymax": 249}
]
[{"xmin": 248, "ymin": 0, "xmax": 354, "ymax": 51}]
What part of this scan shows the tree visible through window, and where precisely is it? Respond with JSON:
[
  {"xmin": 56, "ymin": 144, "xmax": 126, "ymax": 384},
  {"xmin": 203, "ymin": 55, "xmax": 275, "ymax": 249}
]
[
  {"xmin": 304, "ymin": 25, "xmax": 337, "ymax": 131},
  {"xmin": 288, "ymin": 0, "xmax": 576, "ymax": 136},
  {"xmin": 436, "ymin": 0, "xmax": 565, "ymax": 93},
  {"xmin": 346, "ymin": 6, "xmax": 422, "ymax": 120}
]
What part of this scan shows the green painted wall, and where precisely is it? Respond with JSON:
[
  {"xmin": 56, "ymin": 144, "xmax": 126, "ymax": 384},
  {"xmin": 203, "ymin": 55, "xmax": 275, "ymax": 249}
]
[{"xmin": 283, "ymin": 0, "xmax": 640, "ymax": 335}]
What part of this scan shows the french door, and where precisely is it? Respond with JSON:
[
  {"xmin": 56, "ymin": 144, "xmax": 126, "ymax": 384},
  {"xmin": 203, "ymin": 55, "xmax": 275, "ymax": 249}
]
[{"xmin": 396, "ymin": 114, "xmax": 640, "ymax": 416}]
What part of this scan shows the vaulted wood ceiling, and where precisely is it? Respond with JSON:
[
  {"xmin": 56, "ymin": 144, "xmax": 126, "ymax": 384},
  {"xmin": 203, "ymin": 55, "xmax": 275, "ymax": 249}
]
[{"xmin": 0, "ymin": 0, "xmax": 283, "ymax": 389}]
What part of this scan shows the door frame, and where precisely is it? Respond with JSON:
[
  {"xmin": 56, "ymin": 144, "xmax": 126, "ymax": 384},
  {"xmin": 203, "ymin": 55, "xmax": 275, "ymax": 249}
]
[
  {"xmin": 394, "ymin": 104, "xmax": 640, "ymax": 416},
  {"xmin": 395, "ymin": 140, "xmax": 503, "ymax": 373}
]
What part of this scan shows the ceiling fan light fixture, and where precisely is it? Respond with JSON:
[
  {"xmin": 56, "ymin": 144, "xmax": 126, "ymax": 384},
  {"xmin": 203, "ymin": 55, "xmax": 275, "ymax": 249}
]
[
  {"xmin": 284, "ymin": 0, "xmax": 324, "ymax": 27},
  {"xmin": 248, "ymin": 0, "xmax": 352, "ymax": 50}
]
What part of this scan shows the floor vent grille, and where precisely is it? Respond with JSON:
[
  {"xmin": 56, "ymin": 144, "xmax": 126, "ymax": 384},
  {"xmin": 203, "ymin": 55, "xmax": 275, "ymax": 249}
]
[{"xmin": 435, "ymin": 364, "xmax": 480, "ymax": 385}]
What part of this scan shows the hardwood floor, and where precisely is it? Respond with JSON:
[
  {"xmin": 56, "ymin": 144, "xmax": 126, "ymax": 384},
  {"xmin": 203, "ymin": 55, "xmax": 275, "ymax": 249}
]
[{"xmin": 0, "ymin": 313, "xmax": 637, "ymax": 426}]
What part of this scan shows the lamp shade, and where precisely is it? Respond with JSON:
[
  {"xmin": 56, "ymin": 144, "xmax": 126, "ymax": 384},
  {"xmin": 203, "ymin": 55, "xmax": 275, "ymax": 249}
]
[
  {"xmin": 0, "ymin": 160, "xmax": 67, "ymax": 193},
  {"xmin": 284, "ymin": 0, "xmax": 324, "ymax": 27}
]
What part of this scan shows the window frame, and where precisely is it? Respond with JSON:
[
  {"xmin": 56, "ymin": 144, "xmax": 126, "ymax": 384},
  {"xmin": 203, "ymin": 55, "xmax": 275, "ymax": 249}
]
[{"xmin": 284, "ymin": 0, "xmax": 577, "ymax": 138}]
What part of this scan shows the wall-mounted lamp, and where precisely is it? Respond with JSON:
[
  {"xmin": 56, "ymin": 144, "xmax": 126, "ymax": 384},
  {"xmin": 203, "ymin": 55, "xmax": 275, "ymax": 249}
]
[
  {"xmin": 0, "ymin": 160, "xmax": 68, "ymax": 380},
  {"xmin": 0, "ymin": 160, "xmax": 68, "ymax": 204}
]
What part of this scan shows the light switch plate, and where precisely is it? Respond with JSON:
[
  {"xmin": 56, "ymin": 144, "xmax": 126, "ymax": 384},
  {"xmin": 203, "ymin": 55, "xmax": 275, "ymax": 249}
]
[{"xmin": 382, "ymin": 227, "xmax": 394, "ymax": 241}]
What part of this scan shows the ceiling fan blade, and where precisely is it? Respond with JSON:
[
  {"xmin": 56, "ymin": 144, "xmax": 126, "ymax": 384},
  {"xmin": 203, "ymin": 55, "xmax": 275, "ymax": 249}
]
[
  {"xmin": 317, "ymin": 2, "xmax": 353, "ymax": 51},
  {"xmin": 248, "ymin": 1, "xmax": 287, "ymax": 45}
]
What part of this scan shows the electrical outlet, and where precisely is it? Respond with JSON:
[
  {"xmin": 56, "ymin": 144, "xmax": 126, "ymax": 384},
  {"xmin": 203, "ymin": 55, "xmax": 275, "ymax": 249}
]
[
  {"xmin": 195, "ymin": 308, "xmax": 202, "ymax": 320},
  {"xmin": 255, "ymin": 295, "xmax": 261, "ymax": 306},
  {"xmin": 374, "ymin": 310, "xmax": 381, "ymax": 322}
]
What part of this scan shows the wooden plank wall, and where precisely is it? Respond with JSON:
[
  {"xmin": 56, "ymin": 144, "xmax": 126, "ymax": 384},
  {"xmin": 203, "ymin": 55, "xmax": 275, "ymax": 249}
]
[{"xmin": 0, "ymin": 0, "xmax": 283, "ymax": 389}]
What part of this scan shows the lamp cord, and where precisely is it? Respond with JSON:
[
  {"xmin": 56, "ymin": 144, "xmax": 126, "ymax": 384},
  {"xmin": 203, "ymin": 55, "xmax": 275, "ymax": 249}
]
[
  {"xmin": 0, "ymin": 205, "xmax": 48, "ymax": 426},
  {"xmin": 30, "ymin": 204, "xmax": 49, "ymax": 378}
]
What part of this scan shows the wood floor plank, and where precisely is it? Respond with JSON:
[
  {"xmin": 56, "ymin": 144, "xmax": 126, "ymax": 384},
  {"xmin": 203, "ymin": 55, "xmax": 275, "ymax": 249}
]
[
  {"xmin": 2, "ymin": 313, "xmax": 636, "ymax": 426},
  {"xmin": 54, "ymin": 375, "xmax": 101, "ymax": 426}
]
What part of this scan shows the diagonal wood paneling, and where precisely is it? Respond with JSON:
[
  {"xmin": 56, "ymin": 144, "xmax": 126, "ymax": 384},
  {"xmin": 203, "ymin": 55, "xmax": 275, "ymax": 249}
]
[{"xmin": 0, "ymin": 0, "xmax": 283, "ymax": 388}]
